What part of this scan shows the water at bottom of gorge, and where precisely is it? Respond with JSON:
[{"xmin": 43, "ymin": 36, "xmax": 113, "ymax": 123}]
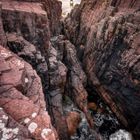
[{"xmin": 67, "ymin": 97, "xmax": 133, "ymax": 140}]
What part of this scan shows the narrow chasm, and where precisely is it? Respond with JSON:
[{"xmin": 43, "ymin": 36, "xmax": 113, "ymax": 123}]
[{"xmin": 0, "ymin": 0, "xmax": 140, "ymax": 140}]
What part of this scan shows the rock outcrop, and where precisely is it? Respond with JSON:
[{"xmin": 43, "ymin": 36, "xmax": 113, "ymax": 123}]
[
  {"xmin": 64, "ymin": 0, "xmax": 140, "ymax": 138},
  {"xmin": 51, "ymin": 36, "xmax": 94, "ymax": 128},
  {"xmin": 0, "ymin": 1, "xmax": 84, "ymax": 140},
  {"xmin": 0, "ymin": 46, "xmax": 57, "ymax": 140},
  {"xmin": 0, "ymin": 3, "xmax": 6, "ymax": 47},
  {"xmin": 1, "ymin": 0, "xmax": 140, "ymax": 139},
  {"xmin": 1, "ymin": 0, "xmax": 50, "ymax": 50},
  {"xmin": 0, "ymin": 0, "xmax": 60, "ymax": 140}
]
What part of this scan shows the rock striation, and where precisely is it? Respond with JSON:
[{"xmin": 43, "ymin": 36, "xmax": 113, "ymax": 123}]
[
  {"xmin": 0, "ymin": 0, "xmax": 140, "ymax": 139},
  {"xmin": 64, "ymin": 0, "xmax": 140, "ymax": 138}
]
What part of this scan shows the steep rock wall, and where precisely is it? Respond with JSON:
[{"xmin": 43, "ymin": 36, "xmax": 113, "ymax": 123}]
[
  {"xmin": 0, "ymin": 1, "xmax": 82, "ymax": 140},
  {"xmin": 64, "ymin": 0, "xmax": 140, "ymax": 138}
]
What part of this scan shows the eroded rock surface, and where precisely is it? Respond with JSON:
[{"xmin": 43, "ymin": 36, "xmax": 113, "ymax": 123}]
[
  {"xmin": 51, "ymin": 36, "xmax": 94, "ymax": 128},
  {"xmin": 0, "ymin": 1, "xmax": 60, "ymax": 140},
  {"xmin": 0, "ymin": 46, "xmax": 57, "ymax": 140},
  {"xmin": 64, "ymin": 0, "xmax": 140, "ymax": 138},
  {"xmin": 0, "ymin": 1, "xmax": 84, "ymax": 139},
  {"xmin": 0, "ymin": 0, "xmax": 140, "ymax": 139}
]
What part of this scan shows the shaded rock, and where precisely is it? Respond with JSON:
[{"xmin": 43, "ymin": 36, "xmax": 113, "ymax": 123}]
[
  {"xmin": 48, "ymin": 45, "xmax": 69, "ymax": 140},
  {"xmin": 51, "ymin": 36, "xmax": 94, "ymax": 128},
  {"xmin": 0, "ymin": 3, "xmax": 6, "ymax": 47},
  {"xmin": 1, "ymin": 0, "xmax": 50, "ymax": 50},
  {"xmin": 43, "ymin": 0, "xmax": 62, "ymax": 35},
  {"xmin": 6, "ymin": 32, "xmax": 48, "ymax": 76},
  {"xmin": 63, "ymin": 0, "xmax": 140, "ymax": 138}
]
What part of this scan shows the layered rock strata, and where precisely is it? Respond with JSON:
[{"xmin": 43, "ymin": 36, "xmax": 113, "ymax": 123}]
[
  {"xmin": 64, "ymin": 0, "xmax": 140, "ymax": 138},
  {"xmin": 0, "ymin": 0, "xmax": 140, "ymax": 139}
]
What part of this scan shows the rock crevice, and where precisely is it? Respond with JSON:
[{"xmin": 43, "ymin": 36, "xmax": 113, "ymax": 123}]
[{"xmin": 0, "ymin": 0, "xmax": 140, "ymax": 140}]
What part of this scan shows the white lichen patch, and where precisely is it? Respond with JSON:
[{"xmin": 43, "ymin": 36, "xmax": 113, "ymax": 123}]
[
  {"xmin": 0, "ymin": 122, "xmax": 5, "ymax": 129},
  {"xmin": 41, "ymin": 128, "xmax": 52, "ymax": 139},
  {"xmin": 11, "ymin": 59, "xmax": 24, "ymax": 69},
  {"xmin": 0, "ymin": 107, "xmax": 3, "ymax": 110},
  {"xmin": 1, "ymin": 138, "xmax": 7, "ymax": 140},
  {"xmin": 28, "ymin": 122, "xmax": 38, "ymax": 133},
  {"xmin": 24, "ymin": 118, "xmax": 30, "ymax": 124},
  {"xmin": 12, "ymin": 128, "xmax": 19, "ymax": 135},
  {"xmin": 17, "ymin": 60, "xmax": 24, "ymax": 69},
  {"xmin": 25, "ymin": 77, "xmax": 29, "ymax": 83},
  {"xmin": 0, "ymin": 49, "xmax": 12, "ymax": 58},
  {"xmin": 17, "ymin": 60, "xmax": 22, "ymax": 66},
  {"xmin": 2, "ymin": 115, "xmax": 8, "ymax": 120},
  {"xmin": 2, "ymin": 128, "xmax": 14, "ymax": 139},
  {"xmin": 0, "ymin": 121, "xmax": 19, "ymax": 140},
  {"xmin": 31, "ymin": 112, "xmax": 37, "ymax": 118}
]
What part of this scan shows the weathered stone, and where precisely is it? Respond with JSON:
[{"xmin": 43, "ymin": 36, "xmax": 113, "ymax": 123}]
[
  {"xmin": 48, "ymin": 45, "xmax": 69, "ymax": 140},
  {"xmin": 1, "ymin": 0, "xmax": 50, "ymax": 51},
  {"xmin": 1, "ymin": 0, "xmax": 140, "ymax": 139},
  {"xmin": 0, "ymin": 3, "xmax": 6, "ymax": 47},
  {"xmin": 51, "ymin": 36, "xmax": 94, "ymax": 128},
  {"xmin": 0, "ymin": 46, "xmax": 57, "ymax": 140},
  {"xmin": 64, "ymin": 0, "xmax": 140, "ymax": 138}
]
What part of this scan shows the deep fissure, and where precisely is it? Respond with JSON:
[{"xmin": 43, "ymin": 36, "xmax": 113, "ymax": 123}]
[{"xmin": 0, "ymin": 0, "xmax": 140, "ymax": 140}]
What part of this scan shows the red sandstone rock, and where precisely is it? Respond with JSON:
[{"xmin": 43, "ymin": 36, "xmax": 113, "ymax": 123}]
[
  {"xmin": 2, "ymin": 0, "xmax": 140, "ymax": 139},
  {"xmin": 43, "ymin": 0, "xmax": 62, "ymax": 35},
  {"xmin": 0, "ymin": 2, "xmax": 6, "ymax": 47},
  {"xmin": 1, "ymin": 0, "xmax": 50, "ymax": 50},
  {"xmin": 64, "ymin": 0, "xmax": 140, "ymax": 138},
  {"xmin": 1, "ymin": 0, "xmax": 62, "ymax": 36},
  {"xmin": 0, "ymin": 1, "xmax": 67, "ymax": 139},
  {"xmin": 0, "ymin": 46, "xmax": 57, "ymax": 140}
]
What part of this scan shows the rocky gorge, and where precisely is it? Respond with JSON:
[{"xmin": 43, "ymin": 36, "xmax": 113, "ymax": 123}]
[{"xmin": 0, "ymin": 0, "xmax": 140, "ymax": 140}]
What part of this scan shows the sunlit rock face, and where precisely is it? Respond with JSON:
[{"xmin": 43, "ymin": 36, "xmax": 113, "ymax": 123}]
[
  {"xmin": 0, "ymin": 46, "xmax": 57, "ymax": 140},
  {"xmin": 60, "ymin": 0, "xmax": 81, "ymax": 17}
]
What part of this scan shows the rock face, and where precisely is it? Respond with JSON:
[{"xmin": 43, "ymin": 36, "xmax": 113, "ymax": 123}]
[
  {"xmin": 64, "ymin": 0, "xmax": 140, "ymax": 138},
  {"xmin": 0, "ymin": 0, "xmax": 60, "ymax": 140},
  {"xmin": 0, "ymin": 1, "xmax": 84, "ymax": 140},
  {"xmin": 0, "ymin": 46, "xmax": 57, "ymax": 140},
  {"xmin": 43, "ymin": 0, "xmax": 62, "ymax": 35},
  {"xmin": 1, "ymin": 0, "xmax": 140, "ymax": 139},
  {"xmin": 1, "ymin": 0, "xmax": 62, "ymax": 36},
  {"xmin": 1, "ymin": 0, "xmax": 50, "ymax": 50},
  {"xmin": 48, "ymin": 44, "xmax": 69, "ymax": 140},
  {"xmin": 51, "ymin": 36, "xmax": 94, "ymax": 128},
  {"xmin": 0, "ymin": 3, "xmax": 6, "ymax": 47}
]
